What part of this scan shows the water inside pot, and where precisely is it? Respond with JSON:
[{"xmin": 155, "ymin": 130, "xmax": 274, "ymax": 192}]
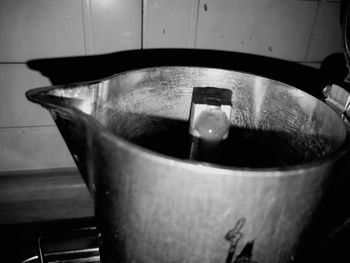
[
  {"xmin": 105, "ymin": 112, "xmax": 330, "ymax": 168},
  {"xmin": 44, "ymin": 67, "xmax": 347, "ymax": 168}
]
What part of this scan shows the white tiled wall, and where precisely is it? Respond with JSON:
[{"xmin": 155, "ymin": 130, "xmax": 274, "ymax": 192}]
[
  {"xmin": 0, "ymin": 0, "xmax": 85, "ymax": 62},
  {"xmin": 0, "ymin": 0, "xmax": 344, "ymax": 171},
  {"xmin": 0, "ymin": 0, "xmax": 141, "ymax": 171},
  {"xmin": 0, "ymin": 126, "xmax": 74, "ymax": 171},
  {"xmin": 143, "ymin": 0, "xmax": 199, "ymax": 48},
  {"xmin": 84, "ymin": 0, "xmax": 141, "ymax": 54},
  {"xmin": 305, "ymin": 1, "xmax": 344, "ymax": 61},
  {"xmin": 196, "ymin": 0, "xmax": 318, "ymax": 60},
  {"xmin": 0, "ymin": 64, "xmax": 52, "ymax": 127}
]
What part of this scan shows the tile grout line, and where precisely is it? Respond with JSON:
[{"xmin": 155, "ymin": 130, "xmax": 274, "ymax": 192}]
[
  {"xmin": 82, "ymin": 0, "xmax": 94, "ymax": 55},
  {"xmin": 82, "ymin": 0, "xmax": 87, "ymax": 55},
  {"xmin": 141, "ymin": 0, "xmax": 145, "ymax": 49},
  {"xmin": 0, "ymin": 62, "xmax": 26, "ymax": 64},
  {"xmin": 189, "ymin": 0, "xmax": 201, "ymax": 48},
  {"xmin": 0, "ymin": 125, "xmax": 57, "ymax": 131},
  {"xmin": 304, "ymin": 1, "xmax": 321, "ymax": 61}
]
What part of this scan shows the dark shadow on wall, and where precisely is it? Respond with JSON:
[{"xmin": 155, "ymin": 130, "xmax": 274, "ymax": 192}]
[
  {"xmin": 320, "ymin": 52, "xmax": 350, "ymax": 89},
  {"xmin": 26, "ymin": 48, "xmax": 341, "ymax": 99}
]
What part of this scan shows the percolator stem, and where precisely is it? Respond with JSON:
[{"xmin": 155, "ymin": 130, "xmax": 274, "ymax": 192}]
[{"xmin": 188, "ymin": 87, "xmax": 233, "ymax": 162}]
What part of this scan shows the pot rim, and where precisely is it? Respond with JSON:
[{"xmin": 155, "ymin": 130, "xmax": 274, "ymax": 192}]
[{"xmin": 26, "ymin": 66, "xmax": 350, "ymax": 175}]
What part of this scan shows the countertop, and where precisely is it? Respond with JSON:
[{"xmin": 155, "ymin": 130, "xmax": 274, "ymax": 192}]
[{"xmin": 0, "ymin": 167, "xmax": 94, "ymax": 225}]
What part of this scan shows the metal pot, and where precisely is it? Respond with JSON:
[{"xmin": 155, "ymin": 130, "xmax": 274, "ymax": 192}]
[{"xmin": 27, "ymin": 66, "xmax": 350, "ymax": 263}]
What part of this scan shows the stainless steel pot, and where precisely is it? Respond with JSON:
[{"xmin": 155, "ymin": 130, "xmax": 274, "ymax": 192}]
[{"xmin": 27, "ymin": 66, "xmax": 350, "ymax": 263}]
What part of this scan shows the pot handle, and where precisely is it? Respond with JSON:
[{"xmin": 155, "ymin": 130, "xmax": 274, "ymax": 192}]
[{"xmin": 323, "ymin": 84, "xmax": 350, "ymax": 124}]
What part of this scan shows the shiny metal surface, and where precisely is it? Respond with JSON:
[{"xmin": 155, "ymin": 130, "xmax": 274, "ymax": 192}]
[
  {"xmin": 27, "ymin": 66, "xmax": 350, "ymax": 263},
  {"xmin": 323, "ymin": 84, "xmax": 350, "ymax": 121}
]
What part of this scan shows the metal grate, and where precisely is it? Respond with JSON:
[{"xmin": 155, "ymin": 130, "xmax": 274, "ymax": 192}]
[{"xmin": 21, "ymin": 227, "xmax": 100, "ymax": 263}]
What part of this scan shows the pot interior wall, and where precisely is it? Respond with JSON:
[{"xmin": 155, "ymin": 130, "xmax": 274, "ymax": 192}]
[{"xmin": 47, "ymin": 67, "xmax": 347, "ymax": 168}]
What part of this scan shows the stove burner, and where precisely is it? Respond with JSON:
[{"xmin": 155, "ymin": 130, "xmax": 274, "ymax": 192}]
[{"xmin": 21, "ymin": 227, "xmax": 100, "ymax": 263}]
